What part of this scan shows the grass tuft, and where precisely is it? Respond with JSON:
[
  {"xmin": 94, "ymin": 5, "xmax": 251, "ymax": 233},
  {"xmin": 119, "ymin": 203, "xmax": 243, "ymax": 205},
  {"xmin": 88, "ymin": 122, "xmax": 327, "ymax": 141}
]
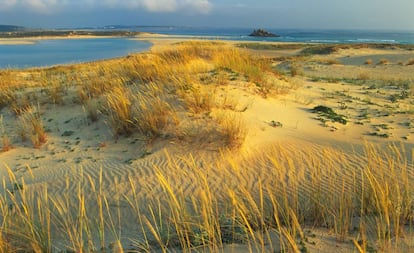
[
  {"xmin": 216, "ymin": 111, "xmax": 248, "ymax": 149},
  {"xmin": 0, "ymin": 115, "xmax": 12, "ymax": 152},
  {"xmin": 312, "ymin": 105, "xmax": 347, "ymax": 124},
  {"xmin": 18, "ymin": 105, "xmax": 47, "ymax": 148},
  {"xmin": 84, "ymin": 99, "xmax": 100, "ymax": 123},
  {"xmin": 180, "ymin": 84, "xmax": 216, "ymax": 114},
  {"xmin": 105, "ymin": 85, "xmax": 136, "ymax": 136},
  {"xmin": 134, "ymin": 92, "xmax": 177, "ymax": 138},
  {"xmin": 377, "ymin": 58, "xmax": 390, "ymax": 65},
  {"xmin": 364, "ymin": 59, "xmax": 373, "ymax": 65}
]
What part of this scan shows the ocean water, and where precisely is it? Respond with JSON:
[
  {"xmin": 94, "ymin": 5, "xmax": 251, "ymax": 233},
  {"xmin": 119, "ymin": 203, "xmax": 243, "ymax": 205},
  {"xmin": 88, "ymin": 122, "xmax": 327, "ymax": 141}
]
[
  {"xmin": 0, "ymin": 38, "xmax": 151, "ymax": 69},
  {"xmin": 1, "ymin": 27, "xmax": 413, "ymax": 69},
  {"xmin": 136, "ymin": 27, "xmax": 414, "ymax": 44}
]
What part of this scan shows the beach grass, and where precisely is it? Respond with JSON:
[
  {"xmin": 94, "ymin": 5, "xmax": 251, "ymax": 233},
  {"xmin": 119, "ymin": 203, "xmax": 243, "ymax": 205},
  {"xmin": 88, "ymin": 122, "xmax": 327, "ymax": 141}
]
[
  {"xmin": 17, "ymin": 105, "xmax": 47, "ymax": 148},
  {"xmin": 0, "ymin": 143, "xmax": 411, "ymax": 252},
  {"xmin": 0, "ymin": 41, "xmax": 413, "ymax": 252},
  {"xmin": 0, "ymin": 115, "xmax": 11, "ymax": 152},
  {"xmin": 0, "ymin": 42, "xmax": 276, "ymax": 144}
]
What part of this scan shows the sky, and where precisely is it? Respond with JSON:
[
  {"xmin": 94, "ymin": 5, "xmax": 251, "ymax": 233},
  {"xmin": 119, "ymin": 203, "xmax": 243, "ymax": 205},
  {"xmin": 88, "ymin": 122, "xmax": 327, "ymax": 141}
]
[{"xmin": 0, "ymin": 0, "xmax": 413, "ymax": 30}]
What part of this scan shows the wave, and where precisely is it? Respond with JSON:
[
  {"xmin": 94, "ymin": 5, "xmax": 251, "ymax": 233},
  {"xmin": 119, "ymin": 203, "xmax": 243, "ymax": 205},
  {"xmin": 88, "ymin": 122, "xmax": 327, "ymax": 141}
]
[
  {"xmin": 310, "ymin": 39, "xmax": 341, "ymax": 43},
  {"xmin": 346, "ymin": 38, "xmax": 399, "ymax": 43},
  {"xmin": 136, "ymin": 27, "xmax": 414, "ymax": 45}
]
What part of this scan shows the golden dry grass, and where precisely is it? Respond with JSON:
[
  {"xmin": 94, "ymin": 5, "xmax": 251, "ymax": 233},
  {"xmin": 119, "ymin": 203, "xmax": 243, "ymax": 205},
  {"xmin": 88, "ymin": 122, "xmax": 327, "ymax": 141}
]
[
  {"xmin": 407, "ymin": 59, "xmax": 414, "ymax": 66},
  {"xmin": 0, "ymin": 143, "xmax": 411, "ymax": 252},
  {"xmin": 105, "ymin": 85, "xmax": 136, "ymax": 136},
  {"xmin": 0, "ymin": 115, "xmax": 11, "ymax": 152},
  {"xmin": 0, "ymin": 42, "xmax": 285, "ymax": 152},
  {"xmin": 378, "ymin": 58, "xmax": 390, "ymax": 65},
  {"xmin": 17, "ymin": 105, "xmax": 47, "ymax": 148},
  {"xmin": 0, "ymin": 41, "xmax": 412, "ymax": 252},
  {"xmin": 365, "ymin": 59, "xmax": 373, "ymax": 65}
]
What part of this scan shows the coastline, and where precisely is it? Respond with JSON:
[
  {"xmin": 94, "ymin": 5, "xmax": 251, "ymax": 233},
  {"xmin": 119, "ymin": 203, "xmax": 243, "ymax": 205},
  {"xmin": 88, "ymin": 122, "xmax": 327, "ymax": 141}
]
[
  {"xmin": 0, "ymin": 34, "xmax": 140, "ymax": 45},
  {"xmin": 0, "ymin": 38, "xmax": 37, "ymax": 45},
  {"xmin": 0, "ymin": 32, "xmax": 292, "ymax": 46},
  {"xmin": 2, "ymin": 27, "xmax": 414, "ymax": 46}
]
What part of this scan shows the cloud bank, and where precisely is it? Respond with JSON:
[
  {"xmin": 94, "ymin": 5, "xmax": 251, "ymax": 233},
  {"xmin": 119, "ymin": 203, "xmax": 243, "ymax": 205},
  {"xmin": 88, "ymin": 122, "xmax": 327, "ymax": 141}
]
[{"xmin": 0, "ymin": 0, "xmax": 213, "ymax": 14}]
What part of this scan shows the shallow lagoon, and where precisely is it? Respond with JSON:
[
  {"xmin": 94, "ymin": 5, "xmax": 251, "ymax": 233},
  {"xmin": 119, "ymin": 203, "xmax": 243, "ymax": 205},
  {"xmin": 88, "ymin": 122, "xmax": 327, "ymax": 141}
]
[{"xmin": 0, "ymin": 38, "xmax": 151, "ymax": 69}]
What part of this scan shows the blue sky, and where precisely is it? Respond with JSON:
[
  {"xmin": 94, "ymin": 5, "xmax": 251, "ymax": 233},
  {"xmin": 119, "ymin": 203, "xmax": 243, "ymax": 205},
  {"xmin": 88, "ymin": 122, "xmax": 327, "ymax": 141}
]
[{"xmin": 0, "ymin": 0, "xmax": 413, "ymax": 30}]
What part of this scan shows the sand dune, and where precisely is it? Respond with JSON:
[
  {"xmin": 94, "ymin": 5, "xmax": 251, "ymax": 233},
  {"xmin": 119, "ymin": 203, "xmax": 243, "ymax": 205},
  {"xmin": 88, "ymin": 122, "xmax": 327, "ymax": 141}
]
[{"xmin": 0, "ymin": 39, "xmax": 413, "ymax": 252}]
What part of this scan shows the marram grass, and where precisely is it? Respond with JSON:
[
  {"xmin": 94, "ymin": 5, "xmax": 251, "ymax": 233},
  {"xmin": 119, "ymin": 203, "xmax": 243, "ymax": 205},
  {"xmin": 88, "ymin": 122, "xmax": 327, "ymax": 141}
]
[
  {"xmin": 0, "ymin": 42, "xmax": 412, "ymax": 252},
  {"xmin": 0, "ymin": 143, "xmax": 412, "ymax": 252}
]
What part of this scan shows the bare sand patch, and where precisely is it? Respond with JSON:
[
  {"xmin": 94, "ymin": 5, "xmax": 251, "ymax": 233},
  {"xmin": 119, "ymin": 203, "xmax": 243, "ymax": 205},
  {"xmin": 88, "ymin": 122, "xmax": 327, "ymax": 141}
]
[
  {"xmin": 0, "ymin": 35, "xmax": 133, "ymax": 45},
  {"xmin": 0, "ymin": 39, "xmax": 37, "ymax": 45}
]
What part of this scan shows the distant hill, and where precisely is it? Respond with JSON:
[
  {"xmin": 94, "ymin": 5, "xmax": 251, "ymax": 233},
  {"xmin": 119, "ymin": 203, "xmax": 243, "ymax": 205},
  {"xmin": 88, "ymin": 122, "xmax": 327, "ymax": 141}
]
[{"xmin": 0, "ymin": 25, "xmax": 26, "ymax": 32}]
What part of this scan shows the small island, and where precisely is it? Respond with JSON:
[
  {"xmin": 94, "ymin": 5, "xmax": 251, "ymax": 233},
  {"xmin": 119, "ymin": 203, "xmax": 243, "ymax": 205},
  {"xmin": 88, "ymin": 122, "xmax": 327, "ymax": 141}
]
[{"xmin": 249, "ymin": 29, "xmax": 279, "ymax": 37}]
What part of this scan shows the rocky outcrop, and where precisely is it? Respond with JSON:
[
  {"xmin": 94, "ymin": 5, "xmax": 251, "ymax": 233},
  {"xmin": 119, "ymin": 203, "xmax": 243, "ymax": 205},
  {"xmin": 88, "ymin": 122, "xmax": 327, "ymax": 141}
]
[{"xmin": 249, "ymin": 29, "xmax": 279, "ymax": 37}]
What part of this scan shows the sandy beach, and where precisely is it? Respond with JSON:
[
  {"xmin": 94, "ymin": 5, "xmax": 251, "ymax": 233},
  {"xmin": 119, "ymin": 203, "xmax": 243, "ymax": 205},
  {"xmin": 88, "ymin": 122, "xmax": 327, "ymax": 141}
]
[
  {"xmin": 0, "ymin": 36, "xmax": 413, "ymax": 252},
  {"xmin": 0, "ymin": 39, "xmax": 38, "ymax": 45},
  {"xmin": 0, "ymin": 35, "xmax": 139, "ymax": 45}
]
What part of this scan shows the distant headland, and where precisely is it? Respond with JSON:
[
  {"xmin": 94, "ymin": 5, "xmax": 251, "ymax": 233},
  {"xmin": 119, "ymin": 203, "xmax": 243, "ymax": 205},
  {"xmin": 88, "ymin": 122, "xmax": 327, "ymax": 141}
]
[
  {"xmin": 0, "ymin": 25, "xmax": 143, "ymax": 38},
  {"xmin": 0, "ymin": 25, "xmax": 25, "ymax": 32}
]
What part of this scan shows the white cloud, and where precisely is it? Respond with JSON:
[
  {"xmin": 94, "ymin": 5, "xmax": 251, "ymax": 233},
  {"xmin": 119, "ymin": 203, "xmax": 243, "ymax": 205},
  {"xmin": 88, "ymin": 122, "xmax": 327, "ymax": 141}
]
[
  {"xmin": 0, "ymin": 0, "xmax": 60, "ymax": 13},
  {"xmin": 183, "ymin": 0, "xmax": 212, "ymax": 14},
  {"xmin": 22, "ymin": 0, "xmax": 59, "ymax": 13},
  {"xmin": 138, "ymin": 0, "xmax": 177, "ymax": 12},
  {"xmin": 0, "ymin": 0, "xmax": 213, "ymax": 13},
  {"xmin": 0, "ymin": 0, "xmax": 18, "ymax": 10},
  {"xmin": 105, "ymin": 0, "xmax": 211, "ymax": 13}
]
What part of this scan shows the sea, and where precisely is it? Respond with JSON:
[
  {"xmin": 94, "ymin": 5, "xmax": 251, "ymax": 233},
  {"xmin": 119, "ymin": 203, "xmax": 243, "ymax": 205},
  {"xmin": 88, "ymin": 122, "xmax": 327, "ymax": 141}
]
[
  {"xmin": 0, "ymin": 38, "xmax": 152, "ymax": 69},
  {"xmin": 1, "ymin": 27, "xmax": 413, "ymax": 69},
  {"xmin": 135, "ymin": 27, "xmax": 414, "ymax": 44}
]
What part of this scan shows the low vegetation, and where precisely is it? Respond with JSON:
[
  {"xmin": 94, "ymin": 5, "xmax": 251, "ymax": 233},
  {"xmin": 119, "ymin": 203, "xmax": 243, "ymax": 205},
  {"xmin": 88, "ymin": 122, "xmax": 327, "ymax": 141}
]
[
  {"xmin": 377, "ymin": 58, "xmax": 390, "ymax": 65},
  {"xmin": 0, "ymin": 41, "xmax": 413, "ymax": 252},
  {"xmin": 0, "ymin": 143, "xmax": 411, "ymax": 252},
  {"xmin": 0, "ymin": 42, "xmax": 284, "ymax": 149},
  {"xmin": 238, "ymin": 43, "xmax": 414, "ymax": 55},
  {"xmin": 237, "ymin": 43, "xmax": 305, "ymax": 51},
  {"xmin": 301, "ymin": 45, "xmax": 339, "ymax": 55},
  {"xmin": 312, "ymin": 105, "xmax": 347, "ymax": 124},
  {"xmin": 17, "ymin": 105, "xmax": 47, "ymax": 148},
  {"xmin": 364, "ymin": 59, "xmax": 373, "ymax": 65},
  {"xmin": 0, "ymin": 115, "xmax": 11, "ymax": 152}
]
